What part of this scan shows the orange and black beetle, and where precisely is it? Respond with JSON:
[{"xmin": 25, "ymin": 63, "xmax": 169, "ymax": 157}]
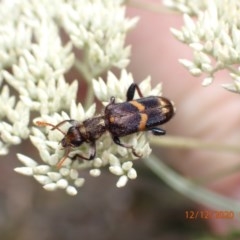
[{"xmin": 37, "ymin": 83, "xmax": 174, "ymax": 167}]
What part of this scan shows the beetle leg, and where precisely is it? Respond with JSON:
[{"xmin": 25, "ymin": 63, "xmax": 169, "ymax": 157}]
[
  {"xmin": 106, "ymin": 96, "xmax": 116, "ymax": 109},
  {"xmin": 70, "ymin": 141, "xmax": 96, "ymax": 161},
  {"xmin": 150, "ymin": 127, "xmax": 166, "ymax": 135},
  {"xmin": 112, "ymin": 136, "xmax": 142, "ymax": 158},
  {"xmin": 126, "ymin": 83, "xmax": 144, "ymax": 101},
  {"xmin": 57, "ymin": 142, "xmax": 96, "ymax": 168},
  {"xmin": 109, "ymin": 96, "xmax": 115, "ymax": 104},
  {"xmin": 57, "ymin": 147, "xmax": 71, "ymax": 168}
]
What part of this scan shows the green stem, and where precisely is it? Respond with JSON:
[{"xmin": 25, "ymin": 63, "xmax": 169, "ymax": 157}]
[
  {"xmin": 226, "ymin": 65, "xmax": 240, "ymax": 75},
  {"xmin": 143, "ymin": 155, "xmax": 240, "ymax": 210},
  {"xmin": 84, "ymin": 86, "xmax": 95, "ymax": 109},
  {"xmin": 150, "ymin": 135, "xmax": 240, "ymax": 153},
  {"xmin": 74, "ymin": 59, "xmax": 95, "ymax": 108},
  {"xmin": 74, "ymin": 59, "xmax": 92, "ymax": 83},
  {"xmin": 151, "ymin": 135, "xmax": 240, "ymax": 189}
]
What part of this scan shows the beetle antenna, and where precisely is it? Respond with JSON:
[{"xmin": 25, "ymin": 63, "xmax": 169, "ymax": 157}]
[{"xmin": 35, "ymin": 121, "xmax": 66, "ymax": 135}]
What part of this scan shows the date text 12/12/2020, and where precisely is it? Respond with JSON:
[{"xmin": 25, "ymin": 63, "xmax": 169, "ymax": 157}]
[{"xmin": 185, "ymin": 210, "xmax": 235, "ymax": 220}]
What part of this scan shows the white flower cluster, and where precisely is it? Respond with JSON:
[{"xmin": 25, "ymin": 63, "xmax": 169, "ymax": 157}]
[
  {"xmin": 0, "ymin": 0, "xmax": 142, "ymax": 195},
  {"xmin": 0, "ymin": 0, "xmax": 78, "ymax": 154},
  {"xmin": 15, "ymin": 70, "xmax": 161, "ymax": 195},
  {"xmin": 163, "ymin": 0, "xmax": 208, "ymax": 15},
  {"xmin": 0, "ymin": 0, "xmax": 137, "ymax": 156},
  {"xmin": 166, "ymin": 0, "xmax": 240, "ymax": 91},
  {"xmin": 0, "ymin": 85, "xmax": 30, "ymax": 154},
  {"xmin": 59, "ymin": 0, "xmax": 139, "ymax": 79}
]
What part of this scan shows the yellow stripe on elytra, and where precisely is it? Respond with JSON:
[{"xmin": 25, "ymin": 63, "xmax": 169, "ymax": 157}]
[
  {"xmin": 109, "ymin": 116, "xmax": 115, "ymax": 123},
  {"xmin": 138, "ymin": 113, "xmax": 148, "ymax": 131},
  {"xmin": 130, "ymin": 100, "xmax": 145, "ymax": 112}
]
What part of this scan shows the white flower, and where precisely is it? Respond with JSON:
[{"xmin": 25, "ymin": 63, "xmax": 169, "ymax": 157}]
[
  {"xmin": 0, "ymin": 84, "xmax": 30, "ymax": 154},
  {"xmin": 167, "ymin": 0, "xmax": 240, "ymax": 92},
  {"xmin": 93, "ymin": 70, "xmax": 162, "ymax": 103},
  {"xmin": 110, "ymin": 161, "xmax": 137, "ymax": 188},
  {"xmin": 0, "ymin": 0, "xmax": 77, "ymax": 156},
  {"xmin": 163, "ymin": 0, "xmax": 208, "ymax": 15},
  {"xmin": 0, "ymin": 0, "xmax": 167, "ymax": 195},
  {"xmin": 60, "ymin": 0, "xmax": 139, "ymax": 78},
  {"xmin": 0, "ymin": 0, "xmax": 138, "ymax": 159},
  {"xmin": 15, "ymin": 70, "xmax": 161, "ymax": 194}
]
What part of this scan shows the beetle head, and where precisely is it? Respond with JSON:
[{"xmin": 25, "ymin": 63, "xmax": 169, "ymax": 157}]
[{"xmin": 61, "ymin": 126, "xmax": 84, "ymax": 148}]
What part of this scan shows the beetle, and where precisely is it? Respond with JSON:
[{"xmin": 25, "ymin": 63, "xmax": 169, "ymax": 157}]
[{"xmin": 36, "ymin": 83, "xmax": 175, "ymax": 168}]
